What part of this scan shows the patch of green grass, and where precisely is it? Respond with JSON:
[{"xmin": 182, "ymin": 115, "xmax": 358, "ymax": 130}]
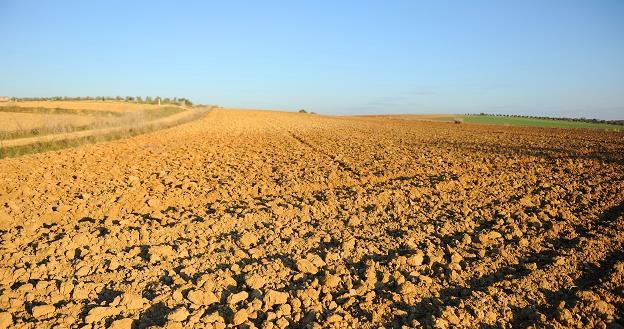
[{"xmin": 435, "ymin": 115, "xmax": 624, "ymax": 130}]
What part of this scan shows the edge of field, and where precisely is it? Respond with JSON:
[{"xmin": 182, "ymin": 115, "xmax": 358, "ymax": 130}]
[
  {"xmin": 354, "ymin": 114, "xmax": 624, "ymax": 131},
  {"xmin": 0, "ymin": 106, "xmax": 212, "ymax": 159}
]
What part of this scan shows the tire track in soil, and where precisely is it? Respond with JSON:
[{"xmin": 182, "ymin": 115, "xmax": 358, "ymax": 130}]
[{"xmin": 285, "ymin": 129, "xmax": 361, "ymax": 179}]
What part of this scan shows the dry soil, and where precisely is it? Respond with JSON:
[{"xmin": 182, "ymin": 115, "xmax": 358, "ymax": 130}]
[{"xmin": 0, "ymin": 109, "xmax": 622, "ymax": 329}]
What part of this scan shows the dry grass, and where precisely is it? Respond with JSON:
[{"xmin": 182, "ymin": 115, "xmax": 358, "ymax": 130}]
[
  {"xmin": 5, "ymin": 100, "xmax": 163, "ymax": 112},
  {"xmin": 0, "ymin": 112, "xmax": 103, "ymax": 132},
  {"xmin": 0, "ymin": 106, "xmax": 210, "ymax": 158},
  {"xmin": 0, "ymin": 106, "xmax": 186, "ymax": 142}
]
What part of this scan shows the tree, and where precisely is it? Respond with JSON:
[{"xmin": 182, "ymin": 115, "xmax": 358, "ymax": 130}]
[{"xmin": 178, "ymin": 98, "xmax": 193, "ymax": 106}]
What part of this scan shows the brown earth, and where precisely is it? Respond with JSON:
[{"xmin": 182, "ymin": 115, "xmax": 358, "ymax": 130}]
[
  {"xmin": 0, "ymin": 109, "xmax": 623, "ymax": 329},
  {"xmin": 354, "ymin": 114, "xmax": 458, "ymax": 120}
]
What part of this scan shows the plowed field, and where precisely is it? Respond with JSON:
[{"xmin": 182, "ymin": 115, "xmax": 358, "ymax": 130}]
[{"xmin": 0, "ymin": 109, "xmax": 622, "ymax": 329}]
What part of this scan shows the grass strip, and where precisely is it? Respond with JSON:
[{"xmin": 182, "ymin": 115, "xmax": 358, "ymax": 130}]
[
  {"xmin": 0, "ymin": 108, "xmax": 209, "ymax": 159},
  {"xmin": 0, "ymin": 107, "xmax": 186, "ymax": 141},
  {"xmin": 434, "ymin": 115, "xmax": 623, "ymax": 130}
]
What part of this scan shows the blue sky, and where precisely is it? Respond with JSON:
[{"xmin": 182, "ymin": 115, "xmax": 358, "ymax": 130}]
[{"xmin": 1, "ymin": 1, "xmax": 623, "ymax": 119}]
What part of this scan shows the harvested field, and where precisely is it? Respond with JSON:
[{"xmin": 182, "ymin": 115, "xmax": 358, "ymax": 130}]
[
  {"xmin": 361, "ymin": 114, "xmax": 624, "ymax": 130},
  {"xmin": 0, "ymin": 106, "xmax": 187, "ymax": 147},
  {"xmin": 4, "ymin": 101, "xmax": 163, "ymax": 112},
  {"xmin": 0, "ymin": 106, "xmax": 209, "ymax": 157},
  {"xmin": 0, "ymin": 112, "xmax": 99, "ymax": 132},
  {"xmin": 0, "ymin": 109, "xmax": 623, "ymax": 328},
  {"xmin": 356, "ymin": 114, "xmax": 456, "ymax": 120}
]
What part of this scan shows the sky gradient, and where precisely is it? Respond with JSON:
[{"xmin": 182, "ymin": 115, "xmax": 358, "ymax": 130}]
[{"xmin": 1, "ymin": 1, "xmax": 623, "ymax": 119}]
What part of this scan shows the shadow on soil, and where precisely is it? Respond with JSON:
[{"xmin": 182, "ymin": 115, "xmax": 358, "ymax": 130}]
[
  {"xmin": 377, "ymin": 201, "xmax": 624, "ymax": 328},
  {"xmin": 70, "ymin": 192, "xmax": 623, "ymax": 328}
]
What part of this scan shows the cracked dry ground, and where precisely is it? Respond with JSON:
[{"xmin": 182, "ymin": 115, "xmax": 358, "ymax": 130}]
[{"xmin": 1, "ymin": 109, "xmax": 623, "ymax": 329}]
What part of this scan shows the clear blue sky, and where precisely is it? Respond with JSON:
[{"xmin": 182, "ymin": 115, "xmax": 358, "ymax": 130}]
[{"xmin": 1, "ymin": 1, "xmax": 623, "ymax": 119}]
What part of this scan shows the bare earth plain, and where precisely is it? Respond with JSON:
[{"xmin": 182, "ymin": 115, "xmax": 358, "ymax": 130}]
[{"xmin": 0, "ymin": 109, "xmax": 623, "ymax": 329}]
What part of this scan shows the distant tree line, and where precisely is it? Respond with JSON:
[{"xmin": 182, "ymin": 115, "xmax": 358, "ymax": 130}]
[
  {"xmin": 9, "ymin": 96, "xmax": 193, "ymax": 106},
  {"xmin": 471, "ymin": 112, "xmax": 624, "ymax": 126}
]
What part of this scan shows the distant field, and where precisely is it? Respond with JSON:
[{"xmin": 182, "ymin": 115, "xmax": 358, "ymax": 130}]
[
  {"xmin": 3, "ymin": 100, "xmax": 163, "ymax": 112},
  {"xmin": 433, "ymin": 115, "xmax": 624, "ymax": 130},
  {"xmin": 0, "ymin": 112, "xmax": 100, "ymax": 132},
  {"xmin": 358, "ymin": 114, "xmax": 452, "ymax": 120}
]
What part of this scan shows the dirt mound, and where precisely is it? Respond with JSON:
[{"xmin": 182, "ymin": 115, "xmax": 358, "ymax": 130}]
[{"xmin": 0, "ymin": 109, "xmax": 622, "ymax": 328}]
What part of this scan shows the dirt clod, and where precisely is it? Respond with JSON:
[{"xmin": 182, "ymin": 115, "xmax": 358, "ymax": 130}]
[
  {"xmin": 31, "ymin": 305, "xmax": 55, "ymax": 319},
  {"xmin": 109, "ymin": 318, "xmax": 134, "ymax": 329},
  {"xmin": 168, "ymin": 307, "xmax": 190, "ymax": 322},
  {"xmin": 296, "ymin": 258, "xmax": 319, "ymax": 274},
  {"xmin": 232, "ymin": 309, "xmax": 248, "ymax": 325},
  {"xmin": 240, "ymin": 232, "xmax": 259, "ymax": 248},
  {"xmin": 0, "ymin": 312, "xmax": 13, "ymax": 328}
]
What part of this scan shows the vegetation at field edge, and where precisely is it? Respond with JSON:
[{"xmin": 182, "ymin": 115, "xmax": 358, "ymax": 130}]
[{"xmin": 436, "ymin": 115, "xmax": 623, "ymax": 130}]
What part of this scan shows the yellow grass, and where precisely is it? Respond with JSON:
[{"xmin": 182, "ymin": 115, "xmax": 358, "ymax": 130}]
[
  {"xmin": 0, "ymin": 112, "xmax": 101, "ymax": 132},
  {"xmin": 5, "ymin": 100, "xmax": 163, "ymax": 112}
]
